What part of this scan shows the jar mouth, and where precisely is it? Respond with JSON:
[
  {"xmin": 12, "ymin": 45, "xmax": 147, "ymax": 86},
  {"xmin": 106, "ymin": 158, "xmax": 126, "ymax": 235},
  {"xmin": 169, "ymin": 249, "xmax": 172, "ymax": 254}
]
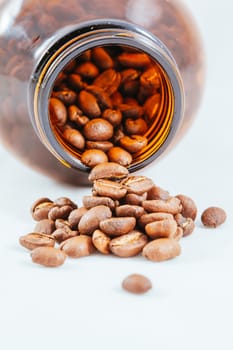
[{"xmin": 29, "ymin": 19, "xmax": 184, "ymax": 173}]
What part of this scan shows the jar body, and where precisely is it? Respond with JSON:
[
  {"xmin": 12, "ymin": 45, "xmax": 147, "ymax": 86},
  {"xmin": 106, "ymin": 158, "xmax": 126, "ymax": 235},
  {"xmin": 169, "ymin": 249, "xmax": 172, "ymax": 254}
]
[{"xmin": 0, "ymin": 0, "xmax": 204, "ymax": 184}]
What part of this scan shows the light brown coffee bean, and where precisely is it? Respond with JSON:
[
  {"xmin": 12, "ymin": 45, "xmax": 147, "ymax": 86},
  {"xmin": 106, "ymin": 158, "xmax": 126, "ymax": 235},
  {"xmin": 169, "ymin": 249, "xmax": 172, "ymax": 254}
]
[
  {"xmin": 142, "ymin": 239, "xmax": 181, "ymax": 262},
  {"xmin": 60, "ymin": 235, "xmax": 95, "ymax": 258},
  {"xmin": 145, "ymin": 218, "xmax": 177, "ymax": 239},
  {"xmin": 142, "ymin": 197, "xmax": 182, "ymax": 215},
  {"xmin": 52, "ymin": 89, "xmax": 77, "ymax": 105},
  {"xmin": 93, "ymin": 179, "xmax": 127, "ymax": 200},
  {"xmin": 86, "ymin": 141, "xmax": 114, "ymax": 152},
  {"xmin": 52, "ymin": 227, "xmax": 78, "ymax": 244},
  {"xmin": 68, "ymin": 74, "xmax": 84, "ymax": 91},
  {"xmin": 201, "ymin": 207, "xmax": 227, "ymax": 228},
  {"xmin": 125, "ymin": 118, "xmax": 148, "ymax": 135},
  {"xmin": 81, "ymin": 149, "xmax": 108, "ymax": 168},
  {"xmin": 63, "ymin": 128, "xmax": 85, "ymax": 150},
  {"xmin": 83, "ymin": 119, "xmax": 113, "ymax": 141},
  {"xmin": 115, "ymin": 205, "xmax": 145, "ymax": 219},
  {"xmin": 48, "ymin": 205, "xmax": 73, "ymax": 221},
  {"xmin": 78, "ymin": 205, "xmax": 112, "ymax": 235},
  {"xmin": 175, "ymin": 213, "xmax": 195, "ymax": 237},
  {"xmin": 54, "ymin": 197, "xmax": 77, "ymax": 209},
  {"xmin": 94, "ymin": 69, "xmax": 121, "ymax": 95},
  {"xmin": 19, "ymin": 233, "xmax": 55, "ymax": 251},
  {"xmin": 107, "ymin": 147, "xmax": 132, "ymax": 167},
  {"xmin": 147, "ymin": 186, "xmax": 170, "ymax": 200},
  {"xmin": 31, "ymin": 198, "xmax": 55, "ymax": 221},
  {"xmin": 82, "ymin": 195, "xmax": 116, "ymax": 210},
  {"xmin": 138, "ymin": 213, "xmax": 173, "ymax": 228},
  {"xmin": 85, "ymin": 85, "xmax": 113, "ymax": 109},
  {"xmin": 125, "ymin": 193, "xmax": 147, "ymax": 206},
  {"xmin": 122, "ymin": 176, "xmax": 154, "ymax": 195},
  {"xmin": 173, "ymin": 227, "xmax": 183, "ymax": 241},
  {"xmin": 78, "ymin": 90, "xmax": 101, "ymax": 118},
  {"xmin": 118, "ymin": 53, "xmax": 151, "ymax": 68},
  {"xmin": 55, "ymin": 219, "xmax": 71, "ymax": 230},
  {"xmin": 110, "ymin": 230, "xmax": 148, "ymax": 257},
  {"xmin": 49, "ymin": 98, "xmax": 67, "ymax": 127},
  {"xmin": 68, "ymin": 105, "xmax": 89, "ymax": 127},
  {"xmin": 91, "ymin": 47, "xmax": 114, "ymax": 70},
  {"xmin": 92, "ymin": 229, "xmax": 111, "ymax": 255},
  {"xmin": 34, "ymin": 219, "xmax": 55, "ymax": 235},
  {"xmin": 100, "ymin": 217, "xmax": 136, "ymax": 236},
  {"xmin": 122, "ymin": 274, "xmax": 152, "ymax": 294},
  {"xmin": 75, "ymin": 62, "xmax": 99, "ymax": 79},
  {"xmin": 88, "ymin": 162, "xmax": 129, "ymax": 182},
  {"xmin": 176, "ymin": 194, "xmax": 197, "ymax": 220},
  {"xmin": 140, "ymin": 67, "xmax": 160, "ymax": 90},
  {"xmin": 68, "ymin": 207, "xmax": 88, "ymax": 229},
  {"xmin": 31, "ymin": 247, "xmax": 67, "ymax": 267},
  {"xmin": 119, "ymin": 135, "xmax": 148, "ymax": 153},
  {"xmin": 102, "ymin": 109, "xmax": 122, "ymax": 127},
  {"xmin": 144, "ymin": 94, "xmax": 161, "ymax": 120}
]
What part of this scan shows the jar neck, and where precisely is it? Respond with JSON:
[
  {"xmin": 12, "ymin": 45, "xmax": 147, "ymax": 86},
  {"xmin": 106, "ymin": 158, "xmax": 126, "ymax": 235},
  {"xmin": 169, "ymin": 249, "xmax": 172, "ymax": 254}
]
[{"xmin": 29, "ymin": 19, "xmax": 184, "ymax": 172}]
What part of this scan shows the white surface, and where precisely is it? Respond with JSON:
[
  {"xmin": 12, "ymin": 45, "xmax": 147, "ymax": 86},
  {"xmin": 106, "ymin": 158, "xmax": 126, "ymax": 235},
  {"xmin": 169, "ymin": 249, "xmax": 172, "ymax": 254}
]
[{"xmin": 0, "ymin": 1, "xmax": 233, "ymax": 349}]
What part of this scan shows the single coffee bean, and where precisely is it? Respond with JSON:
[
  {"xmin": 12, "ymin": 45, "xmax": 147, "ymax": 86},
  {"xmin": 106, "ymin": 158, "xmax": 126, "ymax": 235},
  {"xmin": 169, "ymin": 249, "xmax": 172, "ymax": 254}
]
[
  {"xmin": 93, "ymin": 68, "xmax": 121, "ymax": 95},
  {"xmin": 125, "ymin": 118, "xmax": 148, "ymax": 135},
  {"xmin": 68, "ymin": 74, "xmax": 84, "ymax": 91},
  {"xmin": 201, "ymin": 207, "xmax": 227, "ymax": 228},
  {"xmin": 63, "ymin": 128, "xmax": 85, "ymax": 150},
  {"xmin": 102, "ymin": 109, "xmax": 122, "ymax": 127},
  {"xmin": 68, "ymin": 207, "xmax": 88, "ymax": 229},
  {"xmin": 142, "ymin": 197, "xmax": 182, "ymax": 215},
  {"xmin": 52, "ymin": 227, "xmax": 78, "ymax": 244},
  {"xmin": 119, "ymin": 135, "xmax": 148, "ymax": 153},
  {"xmin": 142, "ymin": 238, "xmax": 181, "ymax": 262},
  {"xmin": 93, "ymin": 179, "xmax": 127, "ymax": 200},
  {"xmin": 122, "ymin": 176, "xmax": 154, "ymax": 195},
  {"xmin": 145, "ymin": 218, "xmax": 178, "ymax": 239},
  {"xmin": 31, "ymin": 198, "xmax": 55, "ymax": 221},
  {"xmin": 52, "ymin": 89, "xmax": 77, "ymax": 105},
  {"xmin": 54, "ymin": 197, "xmax": 77, "ymax": 209},
  {"xmin": 118, "ymin": 53, "xmax": 151, "ymax": 68},
  {"xmin": 91, "ymin": 47, "xmax": 114, "ymax": 70},
  {"xmin": 49, "ymin": 98, "xmax": 67, "ymax": 127},
  {"xmin": 124, "ymin": 192, "xmax": 147, "ymax": 206},
  {"xmin": 140, "ymin": 67, "xmax": 160, "ymax": 90},
  {"xmin": 122, "ymin": 274, "xmax": 152, "ymax": 294},
  {"xmin": 144, "ymin": 94, "xmax": 161, "ymax": 120},
  {"xmin": 34, "ymin": 219, "xmax": 55, "ymax": 235},
  {"xmin": 99, "ymin": 217, "xmax": 136, "ymax": 236},
  {"xmin": 176, "ymin": 194, "xmax": 197, "ymax": 220},
  {"xmin": 68, "ymin": 105, "xmax": 89, "ymax": 127},
  {"xmin": 81, "ymin": 149, "xmax": 108, "ymax": 168},
  {"xmin": 82, "ymin": 195, "xmax": 116, "ymax": 210},
  {"xmin": 78, "ymin": 90, "xmax": 101, "ymax": 118},
  {"xmin": 60, "ymin": 235, "xmax": 95, "ymax": 258},
  {"xmin": 92, "ymin": 229, "xmax": 111, "ymax": 255},
  {"xmin": 55, "ymin": 219, "xmax": 71, "ymax": 230},
  {"xmin": 138, "ymin": 212, "xmax": 173, "ymax": 228},
  {"xmin": 121, "ymin": 68, "xmax": 140, "ymax": 83},
  {"xmin": 147, "ymin": 186, "xmax": 170, "ymax": 200},
  {"xmin": 86, "ymin": 140, "xmax": 114, "ymax": 152},
  {"xmin": 88, "ymin": 162, "xmax": 129, "ymax": 182},
  {"xmin": 173, "ymin": 227, "xmax": 183, "ymax": 241},
  {"xmin": 75, "ymin": 62, "xmax": 99, "ymax": 79},
  {"xmin": 122, "ymin": 79, "xmax": 139, "ymax": 96},
  {"xmin": 78, "ymin": 205, "xmax": 112, "ymax": 235},
  {"xmin": 85, "ymin": 85, "xmax": 113, "ymax": 109},
  {"xmin": 115, "ymin": 205, "xmax": 145, "ymax": 219},
  {"xmin": 119, "ymin": 104, "xmax": 143, "ymax": 119},
  {"xmin": 83, "ymin": 118, "xmax": 114, "ymax": 141},
  {"xmin": 48, "ymin": 205, "xmax": 73, "ymax": 221},
  {"xmin": 174, "ymin": 213, "xmax": 195, "ymax": 237},
  {"xmin": 107, "ymin": 147, "xmax": 132, "ymax": 167},
  {"xmin": 31, "ymin": 247, "xmax": 67, "ymax": 267},
  {"xmin": 109, "ymin": 230, "xmax": 148, "ymax": 257},
  {"xmin": 19, "ymin": 233, "xmax": 55, "ymax": 250}
]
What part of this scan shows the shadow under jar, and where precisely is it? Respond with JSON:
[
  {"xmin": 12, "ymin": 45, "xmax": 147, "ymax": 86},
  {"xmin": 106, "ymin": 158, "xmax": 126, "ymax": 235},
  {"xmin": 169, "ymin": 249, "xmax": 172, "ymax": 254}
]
[{"xmin": 0, "ymin": 0, "xmax": 204, "ymax": 185}]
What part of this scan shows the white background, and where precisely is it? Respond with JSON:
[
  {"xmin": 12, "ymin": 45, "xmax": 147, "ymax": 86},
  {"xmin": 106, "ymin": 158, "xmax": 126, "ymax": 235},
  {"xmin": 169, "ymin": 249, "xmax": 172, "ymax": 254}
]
[{"xmin": 0, "ymin": 1, "xmax": 233, "ymax": 349}]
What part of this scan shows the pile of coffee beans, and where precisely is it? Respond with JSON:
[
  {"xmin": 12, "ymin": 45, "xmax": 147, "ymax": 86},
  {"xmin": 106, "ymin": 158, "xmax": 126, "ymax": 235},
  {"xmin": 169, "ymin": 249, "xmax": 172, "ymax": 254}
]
[
  {"xmin": 49, "ymin": 46, "xmax": 162, "ymax": 168},
  {"xmin": 19, "ymin": 162, "xmax": 227, "ymax": 270}
]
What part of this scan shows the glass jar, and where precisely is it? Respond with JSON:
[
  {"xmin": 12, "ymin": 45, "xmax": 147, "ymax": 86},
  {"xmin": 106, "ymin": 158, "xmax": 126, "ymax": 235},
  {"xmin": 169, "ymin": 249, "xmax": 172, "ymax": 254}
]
[{"xmin": 0, "ymin": 0, "xmax": 204, "ymax": 185}]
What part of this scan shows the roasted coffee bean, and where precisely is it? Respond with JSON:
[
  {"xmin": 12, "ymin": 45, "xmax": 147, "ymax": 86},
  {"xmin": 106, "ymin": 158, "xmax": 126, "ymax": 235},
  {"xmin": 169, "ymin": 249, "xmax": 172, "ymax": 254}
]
[
  {"xmin": 31, "ymin": 247, "xmax": 67, "ymax": 267},
  {"xmin": 68, "ymin": 74, "xmax": 84, "ymax": 91},
  {"xmin": 201, "ymin": 207, "xmax": 227, "ymax": 228},
  {"xmin": 122, "ymin": 176, "xmax": 154, "ymax": 195},
  {"xmin": 142, "ymin": 239, "xmax": 181, "ymax": 262},
  {"xmin": 115, "ymin": 205, "xmax": 145, "ymax": 219},
  {"xmin": 122, "ymin": 80, "xmax": 139, "ymax": 96},
  {"xmin": 109, "ymin": 230, "xmax": 148, "ymax": 257},
  {"xmin": 75, "ymin": 62, "xmax": 99, "ymax": 79},
  {"xmin": 100, "ymin": 217, "xmax": 136, "ymax": 236},
  {"xmin": 145, "ymin": 218, "xmax": 177, "ymax": 239},
  {"xmin": 34, "ymin": 219, "xmax": 55, "ymax": 235},
  {"xmin": 88, "ymin": 162, "xmax": 129, "ymax": 182},
  {"xmin": 91, "ymin": 47, "xmax": 114, "ymax": 70},
  {"xmin": 140, "ymin": 67, "xmax": 160, "ymax": 90},
  {"xmin": 111, "ymin": 91, "xmax": 123, "ymax": 106},
  {"xmin": 142, "ymin": 197, "xmax": 182, "ymax": 215},
  {"xmin": 92, "ymin": 229, "xmax": 111, "ymax": 255},
  {"xmin": 93, "ymin": 69, "xmax": 121, "ymax": 95},
  {"xmin": 49, "ymin": 98, "xmax": 67, "ymax": 127},
  {"xmin": 55, "ymin": 219, "xmax": 71, "ymax": 230},
  {"xmin": 63, "ymin": 128, "xmax": 85, "ymax": 150},
  {"xmin": 19, "ymin": 233, "xmax": 55, "ymax": 251},
  {"xmin": 124, "ymin": 192, "xmax": 147, "ymax": 206},
  {"xmin": 118, "ymin": 53, "xmax": 151, "ymax": 68},
  {"xmin": 147, "ymin": 186, "xmax": 170, "ymax": 200},
  {"xmin": 52, "ymin": 227, "xmax": 78, "ymax": 244},
  {"xmin": 86, "ymin": 141, "xmax": 114, "ymax": 152},
  {"xmin": 48, "ymin": 205, "xmax": 73, "ymax": 221},
  {"xmin": 173, "ymin": 227, "xmax": 183, "ymax": 241},
  {"xmin": 102, "ymin": 109, "xmax": 122, "ymax": 127},
  {"xmin": 93, "ymin": 179, "xmax": 127, "ymax": 200},
  {"xmin": 174, "ymin": 214, "xmax": 195, "ymax": 237},
  {"xmin": 82, "ymin": 195, "xmax": 116, "ymax": 210},
  {"xmin": 113, "ymin": 128, "xmax": 125, "ymax": 144},
  {"xmin": 125, "ymin": 118, "xmax": 148, "ymax": 135},
  {"xmin": 144, "ymin": 93, "xmax": 161, "ymax": 120},
  {"xmin": 122, "ymin": 274, "xmax": 152, "ymax": 294},
  {"xmin": 121, "ymin": 68, "xmax": 140, "ymax": 83},
  {"xmin": 81, "ymin": 149, "xmax": 108, "ymax": 168},
  {"xmin": 83, "ymin": 119, "xmax": 113, "ymax": 141},
  {"xmin": 68, "ymin": 105, "xmax": 89, "ymax": 127},
  {"xmin": 107, "ymin": 147, "xmax": 132, "ymax": 167},
  {"xmin": 176, "ymin": 194, "xmax": 197, "ymax": 220},
  {"xmin": 138, "ymin": 213, "xmax": 173, "ymax": 228},
  {"xmin": 78, "ymin": 90, "xmax": 101, "ymax": 118},
  {"xmin": 60, "ymin": 235, "xmax": 95, "ymax": 258},
  {"xmin": 68, "ymin": 207, "xmax": 88, "ymax": 229},
  {"xmin": 54, "ymin": 197, "xmax": 77, "ymax": 209},
  {"xmin": 119, "ymin": 104, "xmax": 143, "ymax": 119},
  {"xmin": 119, "ymin": 135, "xmax": 148, "ymax": 153},
  {"xmin": 78, "ymin": 205, "xmax": 112, "ymax": 235},
  {"xmin": 31, "ymin": 198, "xmax": 55, "ymax": 221},
  {"xmin": 52, "ymin": 89, "xmax": 77, "ymax": 105},
  {"xmin": 85, "ymin": 85, "xmax": 113, "ymax": 109}
]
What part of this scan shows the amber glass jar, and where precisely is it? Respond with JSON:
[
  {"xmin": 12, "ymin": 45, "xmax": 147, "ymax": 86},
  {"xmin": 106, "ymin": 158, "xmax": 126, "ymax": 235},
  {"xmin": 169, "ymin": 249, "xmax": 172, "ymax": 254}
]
[{"xmin": 0, "ymin": 0, "xmax": 204, "ymax": 185}]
